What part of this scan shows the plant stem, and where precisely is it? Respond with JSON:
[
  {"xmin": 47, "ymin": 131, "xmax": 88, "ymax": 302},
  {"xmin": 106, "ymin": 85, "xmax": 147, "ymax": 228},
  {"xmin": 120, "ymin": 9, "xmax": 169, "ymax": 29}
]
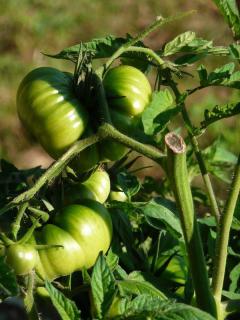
[
  {"xmin": 11, "ymin": 202, "xmax": 29, "ymax": 241},
  {"xmin": 0, "ymin": 135, "xmax": 100, "ymax": 216},
  {"xmin": 96, "ymin": 11, "xmax": 195, "ymax": 76},
  {"xmin": 170, "ymin": 81, "xmax": 221, "ymax": 224},
  {"xmin": 212, "ymin": 154, "xmax": 240, "ymax": 306},
  {"xmin": 24, "ymin": 272, "xmax": 39, "ymax": 320},
  {"xmin": 165, "ymin": 132, "xmax": 216, "ymax": 317},
  {"xmin": 125, "ymin": 46, "xmax": 164, "ymax": 66},
  {"xmin": 98, "ymin": 123, "xmax": 165, "ymax": 164}
]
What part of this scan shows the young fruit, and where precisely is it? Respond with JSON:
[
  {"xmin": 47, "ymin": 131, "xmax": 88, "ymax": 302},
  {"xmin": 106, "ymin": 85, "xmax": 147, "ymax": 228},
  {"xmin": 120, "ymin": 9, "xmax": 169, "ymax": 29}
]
[
  {"xmin": 34, "ymin": 201, "xmax": 112, "ymax": 280},
  {"xmin": 6, "ymin": 244, "xmax": 37, "ymax": 275},
  {"xmin": 17, "ymin": 67, "xmax": 89, "ymax": 159},
  {"xmin": 101, "ymin": 65, "xmax": 152, "ymax": 161}
]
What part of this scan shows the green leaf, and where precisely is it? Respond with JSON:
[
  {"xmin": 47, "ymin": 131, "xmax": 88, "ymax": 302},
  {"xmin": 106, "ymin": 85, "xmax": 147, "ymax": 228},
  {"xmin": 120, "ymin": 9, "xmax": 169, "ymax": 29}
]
[
  {"xmin": 163, "ymin": 31, "xmax": 196, "ymax": 56},
  {"xmin": 229, "ymin": 43, "xmax": 240, "ymax": 59},
  {"xmin": 45, "ymin": 35, "xmax": 130, "ymax": 62},
  {"xmin": 229, "ymin": 263, "xmax": 240, "ymax": 292},
  {"xmin": 117, "ymin": 171, "xmax": 140, "ymax": 198},
  {"xmin": 213, "ymin": 0, "xmax": 240, "ymax": 40},
  {"xmin": 106, "ymin": 248, "xmax": 119, "ymax": 271},
  {"xmin": 142, "ymin": 90, "xmax": 176, "ymax": 136},
  {"xmin": 197, "ymin": 62, "xmax": 240, "ymax": 88},
  {"xmin": 0, "ymin": 256, "xmax": 19, "ymax": 298},
  {"xmin": 45, "ymin": 281, "xmax": 80, "ymax": 320},
  {"xmin": 118, "ymin": 271, "xmax": 167, "ymax": 300},
  {"xmin": 119, "ymin": 295, "xmax": 216, "ymax": 319},
  {"xmin": 222, "ymin": 290, "xmax": 240, "ymax": 299},
  {"xmin": 201, "ymin": 101, "xmax": 240, "ymax": 128},
  {"xmin": 91, "ymin": 253, "xmax": 116, "ymax": 319},
  {"xmin": 140, "ymin": 198, "xmax": 183, "ymax": 240}
]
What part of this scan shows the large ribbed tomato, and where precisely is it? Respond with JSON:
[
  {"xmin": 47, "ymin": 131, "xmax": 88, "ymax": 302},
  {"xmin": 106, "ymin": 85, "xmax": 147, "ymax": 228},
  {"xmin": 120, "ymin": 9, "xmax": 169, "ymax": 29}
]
[
  {"xmin": 34, "ymin": 200, "xmax": 112, "ymax": 280},
  {"xmin": 101, "ymin": 65, "xmax": 152, "ymax": 161},
  {"xmin": 17, "ymin": 67, "xmax": 89, "ymax": 159}
]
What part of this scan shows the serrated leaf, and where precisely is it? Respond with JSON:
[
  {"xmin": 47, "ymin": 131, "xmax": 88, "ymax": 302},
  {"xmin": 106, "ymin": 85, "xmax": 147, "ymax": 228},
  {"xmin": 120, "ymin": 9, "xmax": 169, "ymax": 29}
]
[
  {"xmin": 163, "ymin": 31, "xmax": 196, "ymax": 56},
  {"xmin": 91, "ymin": 253, "xmax": 116, "ymax": 319},
  {"xmin": 118, "ymin": 272, "xmax": 167, "ymax": 300},
  {"xmin": 45, "ymin": 35, "xmax": 130, "ymax": 62},
  {"xmin": 121, "ymin": 295, "xmax": 215, "ymax": 319},
  {"xmin": 106, "ymin": 248, "xmax": 119, "ymax": 271},
  {"xmin": 213, "ymin": 0, "xmax": 240, "ymax": 40},
  {"xmin": 140, "ymin": 198, "xmax": 183, "ymax": 240},
  {"xmin": 45, "ymin": 281, "xmax": 80, "ymax": 320},
  {"xmin": 208, "ymin": 62, "xmax": 235, "ymax": 84},
  {"xmin": 229, "ymin": 43, "xmax": 240, "ymax": 59},
  {"xmin": 0, "ymin": 257, "xmax": 19, "ymax": 298},
  {"xmin": 142, "ymin": 90, "xmax": 176, "ymax": 136},
  {"xmin": 201, "ymin": 101, "xmax": 240, "ymax": 128}
]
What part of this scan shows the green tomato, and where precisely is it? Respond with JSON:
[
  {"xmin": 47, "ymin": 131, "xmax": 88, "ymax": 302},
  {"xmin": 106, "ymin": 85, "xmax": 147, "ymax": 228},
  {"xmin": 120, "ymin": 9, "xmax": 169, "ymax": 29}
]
[
  {"xmin": 17, "ymin": 67, "xmax": 88, "ymax": 159},
  {"xmin": 103, "ymin": 65, "xmax": 151, "ymax": 117},
  {"xmin": 6, "ymin": 244, "xmax": 37, "ymax": 275},
  {"xmin": 101, "ymin": 65, "xmax": 152, "ymax": 161},
  {"xmin": 109, "ymin": 190, "xmax": 128, "ymax": 202},
  {"xmin": 34, "ymin": 201, "xmax": 112, "ymax": 280},
  {"xmin": 64, "ymin": 169, "xmax": 110, "ymax": 204}
]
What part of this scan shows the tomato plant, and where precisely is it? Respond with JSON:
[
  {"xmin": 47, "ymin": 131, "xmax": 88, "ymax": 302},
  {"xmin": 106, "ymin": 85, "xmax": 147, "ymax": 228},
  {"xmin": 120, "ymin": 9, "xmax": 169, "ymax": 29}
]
[{"xmin": 1, "ymin": 4, "xmax": 240, "ymax": 320}]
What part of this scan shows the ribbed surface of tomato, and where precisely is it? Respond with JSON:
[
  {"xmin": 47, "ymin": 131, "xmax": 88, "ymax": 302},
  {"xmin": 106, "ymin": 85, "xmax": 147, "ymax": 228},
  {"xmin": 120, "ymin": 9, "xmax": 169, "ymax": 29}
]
[{"xmin": 17, "ymin": 67, "xmax": 88, "ymax": 158}]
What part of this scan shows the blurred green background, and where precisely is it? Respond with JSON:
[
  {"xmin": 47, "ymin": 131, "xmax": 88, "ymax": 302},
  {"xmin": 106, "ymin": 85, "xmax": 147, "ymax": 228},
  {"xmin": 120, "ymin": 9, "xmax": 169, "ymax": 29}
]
[{"xmin": 0, "ymin": 0, "xmax": 239, "ymax": 169}]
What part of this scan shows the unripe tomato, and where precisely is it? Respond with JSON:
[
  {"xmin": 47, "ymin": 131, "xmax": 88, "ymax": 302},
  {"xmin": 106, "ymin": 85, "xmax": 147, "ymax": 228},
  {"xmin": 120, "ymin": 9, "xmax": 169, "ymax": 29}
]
[
  {"xmin": 34, "ymin": 201, "xmax": 112, "ymax": 280},
  {"xmin": 6, "ymin": 244, "xmax": 37, "ymax": 275},
  {"xmin": 101, "ymin": 65, "xmax": 152, "ymax": 161},
  {"xmin": 64, "ymin": 169, "xmax": 110, "ymax": 204},
  {"xmin": 109, "ymin": 190, "xmax": 128, "ymax": 202},
  {"xmin": 17, "ymin": 67, "xmax": 88, "ymax": 159},
  {"xmin": 103, "ymin": 65, "xmax": 152, "ymax": 116}
]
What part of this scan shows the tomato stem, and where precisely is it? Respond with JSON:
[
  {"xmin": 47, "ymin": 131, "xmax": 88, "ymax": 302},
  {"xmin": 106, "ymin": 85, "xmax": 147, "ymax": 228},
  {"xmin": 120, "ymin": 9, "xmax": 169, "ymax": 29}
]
[
  {"xmin": 169, "ymin": 79, "xmax": 221, "ymax": 225},
  {"xmin": 11, "ymin": 202, "xmax": 29, "ymax": 241},
  {"xmin": 0, "ymin": 134, "xmax": 101, "ymax": 216},
  {"xmin": 95, "ymin": 11, "xmax": 195, "ymax": 76},
  {"xmin": 212, "ymin": 154, "xmax": 240, "ymax": 315},
  {"xmin": 98, "ymin": 123, "xmax": 165, "ymax": 164},
  {"xmin": 23, "ymin": 271, "xmax": 39, "ymax": 320},
  {"xmin": 165, "ymin": 132, "xmax": 217, "ymax": 317}
]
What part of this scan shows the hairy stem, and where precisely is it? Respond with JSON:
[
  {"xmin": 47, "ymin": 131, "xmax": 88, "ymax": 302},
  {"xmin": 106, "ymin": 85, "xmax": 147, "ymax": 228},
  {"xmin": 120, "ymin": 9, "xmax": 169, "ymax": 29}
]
[
  {"xmin": 96, "ymin": 11, "xmax": 195, "ymax": 76},
  {"xmin": 212, "ymin": 154, "xmax": 240, "ymax": 304},
  {"xmin": 165, "ymin": 132, "xmax": 216, "ymax": 317},
  {"xmin": 98, "ymin": 123, "xmax": 164, "ymax": 164},
  {"xmin": 24, "ymin": 272, "xmax": 39, "ymax": 320},
  {"xmin": 0, "ymin": 135, "xmax": 100, "ymax": 216},
  {"xmin": 170, "ymin": 81, "xmax": 221, "ymax": 224},
  {"xmin": 11, "ymin": 202, "xmax": 29, "ymax": 241}
]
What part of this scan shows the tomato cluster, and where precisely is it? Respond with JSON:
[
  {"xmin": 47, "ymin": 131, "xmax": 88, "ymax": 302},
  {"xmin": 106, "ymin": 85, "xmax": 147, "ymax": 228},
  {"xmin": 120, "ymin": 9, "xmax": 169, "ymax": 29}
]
[
  {"xmin": 17, "ymin": 65, "xmax": 152, "ymax": 168},
  {"xmin": 5, "ymin": 170, "xmax": 112, "ymax": 279},
  {"xmin": 7, "ymin": 64, "xmax": 151, "ymax": 280}
]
